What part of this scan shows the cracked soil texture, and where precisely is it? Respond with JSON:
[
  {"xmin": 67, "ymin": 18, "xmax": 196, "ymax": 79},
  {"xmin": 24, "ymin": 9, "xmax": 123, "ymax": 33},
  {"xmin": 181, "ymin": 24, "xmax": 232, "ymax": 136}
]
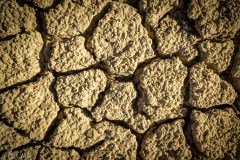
[{"xmin": 0, "ymin": 0, "xmax": 240, "ymax": 159}]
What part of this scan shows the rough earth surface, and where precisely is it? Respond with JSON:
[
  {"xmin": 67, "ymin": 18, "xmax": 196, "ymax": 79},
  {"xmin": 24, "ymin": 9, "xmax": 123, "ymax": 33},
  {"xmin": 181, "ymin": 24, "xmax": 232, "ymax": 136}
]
[
  {"xmin": 198, "ymin": 40, "xmax": 234, "ymax": 73},
  {"xmin": 0, "ymin": 72, "xmax": 59, "ymax": 141},
  {"xmin": 140, "ymin": 119, "xmax": 192, "ymax": 160},
  {"xmin": 0, "ymin": 31, "xmax": 43, "ymax": 89},
  {"xmin": 155, "ymin": 12, "xmax": 200, "ymax": 63},
  {"xmin": 189, "ymin": 62, "xmax": 237, "ymax": 109},
  {"xmin": 139, "ymin": 0, "xmax": 183, "ymax": 29},
  {"xmin": 1, "ymin": 0, "xmax": 240, "ymax": 159},
  {"xmin": 48, "ymin": 36, "xmax": 96, "ymax": 73},
  {"xmin": 93, "ymin": 82, "xmax": 152, "ymax": 133},
  {"xmin": 0, "ymin": 0, "xmax": 37, "ymax": 39},
  {"xmin": 88, "ymin": 2, "xmax": 155, "ymax": 76},
  {"xmin": 137, "ymin": 57, "xmax": 188, "ymax": 122},
  {"xmin": 188, "ymin": 0, "xmax": 240, "ymax": 39},
  {"xmin": 55, "ymin": 69, "xmax": 107, "ymax": 109},
  {"xmin": 190, "ymin": 108, "xmax": 240, "ymax": 159}
]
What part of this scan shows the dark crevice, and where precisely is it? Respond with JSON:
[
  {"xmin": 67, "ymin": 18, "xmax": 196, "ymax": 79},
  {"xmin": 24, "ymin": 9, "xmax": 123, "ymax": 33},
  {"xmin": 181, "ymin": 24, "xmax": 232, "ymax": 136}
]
[
  {"xmin": 78, "ymin": 140, "xmax": 105, "ymax": 157},
  {"xmin": 16, "ymin": 0, "xmax": 63, "ymax": 11},
  {"xmin": 182, "ymin": 114, "xmax": 207, "ymax": 159},
  {"xmin": 183, "ymin": 68, "xmax": 191, "ymax": 106},
  {"xmin": 42, "ymin": 109, "xmax": 64, "ymax": 143},
  {"xmin": 83, "ymin": 2, "xmax": 110, "ymax": 38},
  {"xmin": 50, "ymin": 63, "xmax": 102, "ymax": 77},
  {"xmin": 35, "ymin": 145, "xmax": 42, "ymax": 160},
  {"xmin": 104, "ymin": 119, "xmax": 141, "ymax": 136},
  {"xmin": 91, "ymin": 82, "xmax": 110, "ymax": 112},
  {"xmin": 0, "ymin": 72, "xmax": 43, "ymax": 94},
  {"xmin": 191, "ymin": 105, "xmax": 236, "ymax": 113},
  {"xmin": 43, "ymin": 73, "xmax": 65, "ymax": 142},
  {"xmin": 0, "ymin": 117, "xmax": 30, "ymax": 139},
  {"xmin": 0, "ymin": 32, "xmax": 23, "ymax": 42},
  {"xmin": 70, "ymin": 106, "xmax": 95, "ymax": 121}
]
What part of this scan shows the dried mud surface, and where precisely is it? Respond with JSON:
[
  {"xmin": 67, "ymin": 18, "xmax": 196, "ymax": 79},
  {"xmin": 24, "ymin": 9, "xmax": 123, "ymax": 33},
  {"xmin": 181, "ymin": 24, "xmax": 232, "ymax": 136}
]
[{"xmin": 0, "ymin": 0, "xmax": 240, "ymax": 159}]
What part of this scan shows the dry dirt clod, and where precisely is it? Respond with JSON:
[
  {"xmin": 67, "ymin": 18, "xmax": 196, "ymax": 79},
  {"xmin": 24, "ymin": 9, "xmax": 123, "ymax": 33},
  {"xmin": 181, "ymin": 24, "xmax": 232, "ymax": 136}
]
[
  {"xmin": 0, "ymin": 72, "xmax": 59, "ymax": 141},
  {"xmin": 188, "ymin": 0, "xmax": 240, "ymax": 39},
  {"xmin": 44, "ymin": 0, "xmax": 112, "ymax": 38},
  {"xmin": 49, "ymin": 107, "xmax": 137, "ymax": 159},
  {"xmin": 0, "ymin": 0, "xmax": 37, "ymax": 39},
  {"xmin": 190, "ymin": 108, "xmax": 240, "ymax": 159},
  {"xmin": 55, "ymin": 69, "xmax": 107, "ymax": 109},
  {"xmin": 189, "ymin": 62, "xmax": 237, "ymax": 109},
  {"xmin": 155, "ymin": 13, "xmax": 200, "ymax": 63},
  {"xmin": 137, "ymin": 57, "xmax": 188, "ymax": 122},
  {"xmin": 88, "ymin": 2, "xmax": 155, "ymax": 76},
  {"xmin": 92, "ymin": 82, "xmax": 152, "ymax": 134},
  {"xmin": 231, "ymin": 47, "xmax": 240, "ymax": 91},
  {"xmin": 198, "ymin": 40, "xmax": 234, "ymax": 73},
  {"xmin": 139, "ymin": 0, "xmax": 183, "ymax": 29},
  {"xmin": 0, "ymin": 146, "xmax": 40, "ymax": 160},
  {"xmin": 0, "ymin": 31, "xmax": 43, "ymax": 90},
  {"xmin": 140, "ymin": 119, "xmax": 192, "ymax": 160},
  {"xmin": 48, "ymin": 36, "xmax": 96, "ymax": 73},
  {"xmin": 0, "ymin": 122, "xmax": 31, "ymax": 151},
  {"xmin": 39, "ymin": 146, "xmax": 80, "ymax": 159}
]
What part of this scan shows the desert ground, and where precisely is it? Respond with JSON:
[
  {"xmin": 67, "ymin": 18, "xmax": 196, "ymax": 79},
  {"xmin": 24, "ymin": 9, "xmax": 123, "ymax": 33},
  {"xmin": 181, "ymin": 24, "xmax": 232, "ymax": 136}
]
[{"xmin": 0, "ymin": 0, "xmax": 240, "ymax": 159}]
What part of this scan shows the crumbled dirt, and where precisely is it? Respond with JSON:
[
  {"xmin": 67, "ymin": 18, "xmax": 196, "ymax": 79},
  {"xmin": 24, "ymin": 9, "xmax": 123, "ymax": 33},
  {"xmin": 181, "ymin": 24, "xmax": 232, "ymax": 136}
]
[{"xmin": 0, "ymin": 0, "xmax": 239, "ymax": 159}]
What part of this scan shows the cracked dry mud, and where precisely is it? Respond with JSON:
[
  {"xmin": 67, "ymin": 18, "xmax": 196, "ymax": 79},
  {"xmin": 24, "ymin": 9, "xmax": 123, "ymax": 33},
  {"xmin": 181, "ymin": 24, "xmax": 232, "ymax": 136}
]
[{"xmin": 0, "ymin": 0, "xmax": 239, "ymax": 160}]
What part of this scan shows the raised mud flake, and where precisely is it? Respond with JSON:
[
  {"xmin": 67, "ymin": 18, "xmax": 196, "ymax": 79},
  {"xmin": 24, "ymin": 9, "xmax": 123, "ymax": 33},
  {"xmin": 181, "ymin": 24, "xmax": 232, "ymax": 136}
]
[
  {"xmin": 189, "ymin": 63, "xmax": 237, "ymax": 109},
  {"xmin": 48, "ymin": 36, "xmax": 96, "ymax": 73},
  {"xmin": 55, "ymin": 69, "xmax": 107, "ymax": 109},
  {"xmin": 93, "ymin": 82, "xmax": 152, "ymax": 133},
  {"xmin": 198, "ymin": 40, "xmax": 234, "ymax": 73},
  {"xmin": 155, "ymin": 14, "xmax": 199, "ymax": 63},
  {"xmin": 0, "ymin": 146, "xmax": 40, "ymax": 160},
  {"xmin": 49, "ymin": 108, "xmax": 137, "ymax": 160},
  {"xmin": 137, "ymin": 57, "xmax": 188, "ymax": 122},
  {"xmin": 188, "ymin": 0, "xmax": 240, "ymax": 39},
  {"xmin": 0, "ymin": 31, "xmax": 43, "ymax": 90},
  {"xmin": 190, "ymin": 108, "xmax": 240, "ymax": 159},
  {"xmin": 0, "ymin": 122, "xmax": 31, "ymax": 151},
  {"xmin": 0, "ymin": 0, "xmax": 37, "ymax": 39},
  {"xmin": 0, "ymin": 72, "xmax": 59, "ymax": 141},
  {"xmin": 39, "ymin": 146, "xmax": 80, "ymax": 159},
  {"xmin": 231, "ymin": 48, "xmax": 240, "ymax": 91},
  {"xmin": 140, "ymin": 119, "xmax": 192, "ymax": 160},
  {"xmin": 139, "ymin": 0, "xmax": 183, "ymax": 29},
  {"xmin": 44, "ymin": 0, "xmax": 111, "ymax": 38},
  {"xmin": 88, "ymin": 2, "xmax": 155, "ymax": 76}
]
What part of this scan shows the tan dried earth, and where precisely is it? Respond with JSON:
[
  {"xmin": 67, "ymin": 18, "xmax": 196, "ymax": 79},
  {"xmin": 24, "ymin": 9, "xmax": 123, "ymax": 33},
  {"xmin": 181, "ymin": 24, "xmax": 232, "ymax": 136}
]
[{"xmin": 0, "ymin": 0, "xmax": 240, "ymax": 159}]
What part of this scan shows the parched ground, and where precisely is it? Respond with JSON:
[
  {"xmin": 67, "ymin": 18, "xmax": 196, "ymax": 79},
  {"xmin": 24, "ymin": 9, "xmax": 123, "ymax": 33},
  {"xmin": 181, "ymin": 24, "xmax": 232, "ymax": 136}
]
[{"xmin": 0, "ymin": 0, "xmax": 240, "ymax": 159}]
